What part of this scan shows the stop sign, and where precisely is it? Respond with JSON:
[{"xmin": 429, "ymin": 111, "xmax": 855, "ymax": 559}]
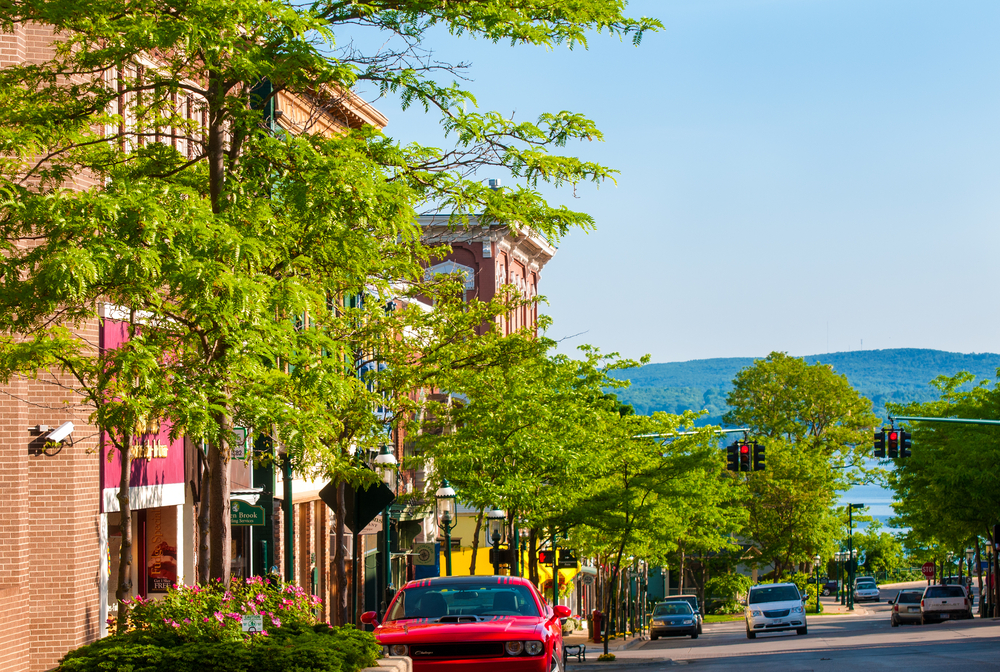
[{"xmin": 921, "ymin": 562, "xmax": 935, "ymax": 579}]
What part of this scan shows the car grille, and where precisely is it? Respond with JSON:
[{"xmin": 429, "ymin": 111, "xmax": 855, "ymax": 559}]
[
  {"xmin": 408, "ymin": 642, "xmax": 505, "ymax": 659},
  {"xmin": 762, "ymin": 609, "xmax": 789, "ymax": 618}
]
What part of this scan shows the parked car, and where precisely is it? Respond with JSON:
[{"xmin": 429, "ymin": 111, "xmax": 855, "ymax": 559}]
[
  {"xmin": 659, "ymin": 595, "xmax": 704, "ymax": 634},
  {"xmin": 889, "ymin": 590, "xmax": 923, "ymax": 626},
  {"xmin": 362, "ymin": 575, "xmax": 568, "ymax": 671},
  {"xmin": 745, "ymin": 583, "xmax": 808, "ymax": 639},
  {"xmin": 854, "ymin": 576, "xmax": 877, "ymax": 588},
  {"xmin": 820, "ymin": 580, "xmax": 839, "ymax": 596},
  {"xmin": 649, "ymin": 601, "xmax": 699, "ymax": 640},
  {"xmin": 921, "ymin": 585, "xmax": 973, "ymax": 624},
  {"xmin": 854, "ymin": 580, "xmax": 880, "ymax": 603}
]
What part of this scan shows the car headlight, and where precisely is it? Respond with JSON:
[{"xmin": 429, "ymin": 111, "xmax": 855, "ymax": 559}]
[
  {"xmin": 388, "ymin": 644, "xmax": 408, "ymax": 657},
  {"xmin": 524, "ymin": 641, "xmax": 544, "ymax": 656},
  {"xmin": 791, "ymin": 606, "xmax": 803, "ymax": 613},
  {"xmin": 750, "ymin": 610, "xmax": 762, "ymax": 617},
  {"xmin": 505, "ymin": 641, "xmax": 524, "ymax": 656},
  {"xmin": 681, "ymin": 619, "xmax": 693, "ymax": 624}
]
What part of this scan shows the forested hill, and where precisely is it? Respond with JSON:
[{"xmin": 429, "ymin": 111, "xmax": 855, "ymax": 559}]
[{"xmin": 610, "ymin": 349, "xmax": 1000, "ymax": 425}]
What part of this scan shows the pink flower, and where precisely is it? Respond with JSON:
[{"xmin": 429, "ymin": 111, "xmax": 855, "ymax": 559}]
[
  {"xmin": 270, "ymin": 616, "xmax": 281, "ymax": 628},
  {"xmin": 183, "ymin": 618, "xmax": 191, "ymax": 624},
  {"xmin": 214, "ymin": 612, "xmax": 225, "ymax": 623},
  {"xmin": 106, "ymin": 617, "xmax": 115, "ymax": 626},
  {"xmin": 203, "ymin": 617, "xmax": 210, "ymax": 623},
  {"xmin": 261, "ymin": 630, "xmax": 268, "ymax": 636}
]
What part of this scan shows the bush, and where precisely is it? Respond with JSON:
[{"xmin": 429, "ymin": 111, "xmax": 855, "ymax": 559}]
[
  {"xmin": 705, "ymin": 573, "xmax": 752, "ymax": 614},
  {"xmin": 57, "ymin": 578, "xmax": 379, "ymax": 672},
  {"xmin": 561, "ymin": 617, "xmax": 580, "ymax": 635}
]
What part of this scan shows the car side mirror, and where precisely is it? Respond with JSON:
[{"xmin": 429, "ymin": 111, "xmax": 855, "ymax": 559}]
[
  {"xmin": 552, "ymin": 605, "xmax": 572, "ymax": 621},
  {"xmin": 360, "ymin": 611, "xmax": 380, "ymax": 626},
  {"xmin": 887, "ymin": 599, "xmax": 894, "ymax": 605}
]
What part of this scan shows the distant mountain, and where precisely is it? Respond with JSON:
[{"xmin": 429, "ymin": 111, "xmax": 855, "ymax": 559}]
[{"xmin": 610, "ymin": 349, "xmax": 1000, "ymax": 425}]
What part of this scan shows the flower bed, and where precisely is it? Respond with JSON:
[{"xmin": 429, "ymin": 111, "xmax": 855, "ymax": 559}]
[{"xmin": 57, "ymin": 577, "xmax": 379, "ymax": 672}]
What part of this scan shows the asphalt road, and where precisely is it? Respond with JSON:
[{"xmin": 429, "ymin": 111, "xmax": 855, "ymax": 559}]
[{"xmin": 574, "ymin": 586, "xmax": 1000, "ymax": 671}]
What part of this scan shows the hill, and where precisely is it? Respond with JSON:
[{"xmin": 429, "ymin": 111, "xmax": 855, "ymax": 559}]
[{"xmin": 610, "ymin": 348, "xmax": 1000, "ymax": 425}]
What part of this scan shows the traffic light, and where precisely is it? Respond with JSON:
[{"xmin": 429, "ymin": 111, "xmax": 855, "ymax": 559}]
[
  {"xmin": 739, "ymin": 443, "xmax": 752, "ymax": 472},
  {"xmin": 538, "ymin": 550, "xmax": 555, "ymax": 564},
  {"xmin": 726, "ymin": 442, "xmax": 739, "ymax": 472},
  {"xmin": 887, "ymin": 430, "xmax": 899, "ymax": 458},
  {"xmin": 752, "ymin": 442, "xmax": 766, "ymax": 471},
  {"xmin": 900, "ymin": 431, "xmax": 912, "ymax": 458},
  {"xmin": 874, "ymin": 430, "xmax": 886, "ymax": 458}
]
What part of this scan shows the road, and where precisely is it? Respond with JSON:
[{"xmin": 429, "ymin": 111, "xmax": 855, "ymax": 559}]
[{"xmin": 573, "ymin": 586, "xmax": 1000, "ymax": 671}]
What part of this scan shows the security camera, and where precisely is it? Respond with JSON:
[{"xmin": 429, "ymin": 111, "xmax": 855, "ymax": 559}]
[{"xmin": 47, "ymin": 421, "xmax": 75, "ymax": 443}]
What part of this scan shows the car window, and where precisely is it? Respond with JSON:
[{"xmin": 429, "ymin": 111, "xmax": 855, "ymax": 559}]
[
  {"xmin": 748, "ymin": 586, "xmax": 800, "ymax": 604},
  {"xmin": 653, "ymin": 603, "xmax": 693, "ymax": 616},
  {"xmin": 925, "ymin": 586, "xmax": 966, "ymax": 598},
  {"xmin": 857, "ymin": 583, "xmax": 876, "ymax": 590},
  {"xmin": 664, "ymin": 597, "xmax": 699, "ymax": 612},
  {"xmin": 897, "ymin": 592, "xmax": 921, "ymax": 604},
  {"xmin": 385, "ymin": 583, "xmax": 540, "ymax": 621}
]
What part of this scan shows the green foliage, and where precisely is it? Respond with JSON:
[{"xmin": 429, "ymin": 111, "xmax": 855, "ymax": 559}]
[
  {"xmin": 853, "ymin": 520, "xmax": 906, "ymax": 575},
  {"xmin": 705, "ymin": 573, "xmax": 752, "ymax": 614},
  {"xmin": 58, "ymin": 579, "xmax": 377, "ymax": 672}
]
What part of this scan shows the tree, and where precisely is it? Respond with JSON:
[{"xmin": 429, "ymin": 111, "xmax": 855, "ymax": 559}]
[
  {"xmin": 0, "ymin": 0, "xmax": 659, "ymax": 595},
  {"xmin": 853, "ymin": 520, "xmax": 905, "ymax": 578},
  {"xmin": 724, "ymin": 353, "xmax": 880, "ymax": 578}
]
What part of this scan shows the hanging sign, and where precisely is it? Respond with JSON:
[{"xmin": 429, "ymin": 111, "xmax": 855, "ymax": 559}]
[{"xmin": 231, "ymin": 500, "xmax": 265, "ymax": 526}]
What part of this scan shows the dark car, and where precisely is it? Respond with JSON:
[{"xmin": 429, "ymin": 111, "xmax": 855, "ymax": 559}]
[
  {"xmin": 659, "ymin": 595, "xmax": 703, "ymax": 634},
  {"xmin": 819, "ymin": 580, "xmax": 839, "ymax": 597},
  {"xmin": 889, "ymin": 590, "xmax": 922, "ymax": 626},
  {"xmin": 649, "ymin": 601, "xmax": 698, "ymax": 640}
]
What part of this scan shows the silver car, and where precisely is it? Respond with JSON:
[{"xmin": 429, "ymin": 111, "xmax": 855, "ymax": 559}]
[
  {"xmin": 854, "ymin": 581, "xmax": 880, "ymax": 603},
  {"xmin": 650, "ymin": 601, "xmax": 699, "ymax": 640},
  {"xmin": 890, "ymin": 589, "xmax": 922, "ymax": 626}
]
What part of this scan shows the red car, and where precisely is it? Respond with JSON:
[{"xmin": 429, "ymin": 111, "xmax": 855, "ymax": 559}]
[{"xmin": 362, "ymin": 575, "xmax": 570, "ymax": 671}]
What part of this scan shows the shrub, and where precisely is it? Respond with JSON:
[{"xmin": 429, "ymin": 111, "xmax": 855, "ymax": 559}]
[
  {"xmin": 706, "ymin": 573, "xmax": 752, "ymax": 612},
  {"xmin": 57, "ymin": 579, "xmax": 378, "ymax": 672}
]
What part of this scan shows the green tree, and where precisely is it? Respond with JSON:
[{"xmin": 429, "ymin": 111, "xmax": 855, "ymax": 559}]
[
  {"xmin": 0, "ymin": 0, "xmax": 659, "ymax": 599},
  {"xmin": 853, "ymin": 520, "xmax": 905, "ymax": 578}
]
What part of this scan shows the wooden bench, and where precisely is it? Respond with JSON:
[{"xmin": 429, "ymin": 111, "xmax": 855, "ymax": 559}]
[{"xmin": 563, "ymin": 644, "xmax": 586, "ymax": 664}]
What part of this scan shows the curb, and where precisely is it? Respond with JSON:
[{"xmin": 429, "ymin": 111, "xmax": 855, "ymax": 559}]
[{"xmin": 568, "ymin": 658, "xmax": 673, "ymax": 670}]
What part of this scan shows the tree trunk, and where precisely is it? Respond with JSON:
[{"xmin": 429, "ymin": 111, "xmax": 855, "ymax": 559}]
[
  {"xmin": 114, "ymin": 435, "xmax": 133, "ymax": 634},
  {"xmin": 469, "ymin": 508, "xmax": 484, "ymax": 576},
  {"xmin": 208, "ymin": 413, "xmax": 232, "ymax": 582},
  {"xmin": 334, "ymin": 481, "xmax": 348, "ymax": 626},
  {"xmin": 197, "ymin": 449, "xmax": 211, "ymax": 583},
  {"xmin": 603, "ymin": 541, "xmax": 629, "ymax": 655},
  {"xmin": 679, "ymin": 548, "xmax": 686, "ymax": 594}
]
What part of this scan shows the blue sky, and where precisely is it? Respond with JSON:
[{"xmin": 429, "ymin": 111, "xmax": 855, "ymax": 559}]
[{"xmin": 351, "ymin": 0, "xmax": 1000, "ymax": 364}]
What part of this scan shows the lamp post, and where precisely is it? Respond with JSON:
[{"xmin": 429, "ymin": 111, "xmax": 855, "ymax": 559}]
[
  {"xmin": 487, "ymin": 508, "xmax": 506, "ymax": 576},
  {"xmin": 813, "ymin": 555, "xmax": 821, "ymax": 613},
  {"xmin": 835, "ymin": 552, "xmax": 846, "ymax": 605},
  {"xmin": 435, "ymin": 480, "xmax": 457, "ymax": 576},
  {"xmin": 374, "ymin": 444, "xmax": 398, "ymax": 615},
  {"xmin": 847, "ymin": 503, "xmax": 863, "ymax": 611}
]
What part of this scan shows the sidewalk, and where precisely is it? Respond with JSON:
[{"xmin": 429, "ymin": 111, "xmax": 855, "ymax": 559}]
[{"xmin": 563, "ymin": 629, "xmax": 664, "ymax": 670}]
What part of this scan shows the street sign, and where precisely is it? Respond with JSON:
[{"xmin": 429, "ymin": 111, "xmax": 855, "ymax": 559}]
[
  {"xmin": 921, "ymin": 562, "xmax": 935, "ymax": 579},
  {"xmin": 232, "ymin": 427, "xmax": 249, "ymax": 459},
  {"xmin": 231, "ymin": 500, "xmax": 265, "ymax": 526},
  {"xmin": 413, "ymin": 543, "xmax": 436, "ymax": 566},
  {"xmin": 318, "ymin": 476, "xmax": 396, "ymax": 534},
  {"xmin": 557, "ymin": 549, "xmax": 578, "ymax": 569},
  {"xmin": 242, "ymin": 614, "xmax": 263, "ymax": 634},
  {"xmin": 359, "ymin": 515, "xmax": 382, "ymax": 536}
]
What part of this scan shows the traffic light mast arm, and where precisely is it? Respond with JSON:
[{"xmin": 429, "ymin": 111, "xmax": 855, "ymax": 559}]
[
  {"xmin": 634, "ymin": 427, "xmax": 751, "ymax": 439},
  {"xmin": 890, "ymin": 415, "xmax": 1000, "ymax": 426}
]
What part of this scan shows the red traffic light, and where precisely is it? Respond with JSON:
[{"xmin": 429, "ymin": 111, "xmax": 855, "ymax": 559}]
[
  {"xmin": 889, "ymin": 431, "xmax": 898, "ymax": 441},
  {"xmin": 740, "ymin": 444, "xmax": 750, "ymax": 454}
]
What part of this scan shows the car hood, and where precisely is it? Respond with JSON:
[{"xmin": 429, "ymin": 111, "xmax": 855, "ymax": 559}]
[{"xmin": 376, "ymin": 616, "xmax": 546, "ymax": 643}]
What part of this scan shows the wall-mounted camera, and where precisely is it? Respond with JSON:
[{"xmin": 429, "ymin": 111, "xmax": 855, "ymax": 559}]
[{"xmin": 46, "ymin": 421, "xmax": 75, "ymax": 443}]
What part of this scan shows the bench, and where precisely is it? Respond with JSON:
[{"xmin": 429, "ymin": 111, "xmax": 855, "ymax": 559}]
[{"xmin": 563, "ymin": 644, "xmax": 586, "ymax": 663}]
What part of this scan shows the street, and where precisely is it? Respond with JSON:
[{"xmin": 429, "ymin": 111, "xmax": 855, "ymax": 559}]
[{"xmin": 571, "ymin": 586, "xmax": 1000, "ymax": 671}]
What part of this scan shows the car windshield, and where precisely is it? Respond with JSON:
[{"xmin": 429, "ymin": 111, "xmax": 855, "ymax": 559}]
[
  {"xmin": 749, "ymin": 586, "xmax": 800, "ymax": 604},
  {"xmin": 925, "ymin": 586, "xmax": 966, "ymax": 598},
  {"xmin": 857, "ymin": 583, "xmax": 876, "ymax": 590},
  {"xmin": 653, "ymin": 602, "xmax": 693, "ymax": 616},
  {"xmin": 664, "ymin": 597, "xmax": 698, "ymax": 611},
  {"xmin": 897, "ymin": 592, "xmax": 922, "ymax": 604},
  {"xmin": 385, "ymin": 582, "xmax": 540, "ymax": 621}
]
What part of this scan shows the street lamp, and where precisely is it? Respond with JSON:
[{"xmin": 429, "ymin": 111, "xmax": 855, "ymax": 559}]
[
  {"xmin": 813, "ymin": 555, "xmax": 822, "ymax": 613},
  {"xmin": 374, "ymin": 445, "xmax": 398, "ymax": 614},
  {"xmin": 847, "ymin": 503, "xmax": 864, "ymax": 611},
  {"xmin": 487, "ymin": 508, "xmax": 506, "ymax": 576},
  {"xmin": 435, "ymin": 480, "xmax": 457, "ymax": 576}
]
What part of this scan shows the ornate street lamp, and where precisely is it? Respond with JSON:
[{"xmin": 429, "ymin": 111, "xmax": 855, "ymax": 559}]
[
  {"xmin": 435, "ymin": 480, "xmax": 457, "ymax": 576},
  {"xmin": 847, "ymin": 503, "xmax": 864, "ymax": 611},
  {"xmin": 374, "ymin": 445, "xmax": 398, "ymax": 613},
  {"xmin": 487, "ymin": 508, "xmax": 506, "ymax": 575}
]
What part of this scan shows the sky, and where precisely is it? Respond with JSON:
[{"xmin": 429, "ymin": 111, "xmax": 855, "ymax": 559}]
[{"xmin": 350, "ymin": 0, "xmax": 1000, "ymax": 364}]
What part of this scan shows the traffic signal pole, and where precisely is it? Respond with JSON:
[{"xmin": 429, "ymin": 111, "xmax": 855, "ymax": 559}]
[{"xmin": 891, "ymin": 415, "xmax": 1000, "ymax": 426}]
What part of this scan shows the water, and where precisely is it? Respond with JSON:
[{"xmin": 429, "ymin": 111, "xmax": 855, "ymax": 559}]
[{"xmin": 838, "ymin": 483, "xmax": 906, "ymax": 533}]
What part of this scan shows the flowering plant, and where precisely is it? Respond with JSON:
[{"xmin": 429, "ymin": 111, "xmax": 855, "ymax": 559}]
[{"xmin": 122, "ymin": 576, "xmax": 321, "ymax": 641}]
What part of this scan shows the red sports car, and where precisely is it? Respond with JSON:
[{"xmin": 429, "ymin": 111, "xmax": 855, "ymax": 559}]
[{"xmin": 362, "ymin": 575, "xmax": 570, "ymax": 671}]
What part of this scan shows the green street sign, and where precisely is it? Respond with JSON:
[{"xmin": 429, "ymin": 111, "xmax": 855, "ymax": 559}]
[{"xmin": 231, "ymin": 500, "xmax": 265, "ymax": 526}]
